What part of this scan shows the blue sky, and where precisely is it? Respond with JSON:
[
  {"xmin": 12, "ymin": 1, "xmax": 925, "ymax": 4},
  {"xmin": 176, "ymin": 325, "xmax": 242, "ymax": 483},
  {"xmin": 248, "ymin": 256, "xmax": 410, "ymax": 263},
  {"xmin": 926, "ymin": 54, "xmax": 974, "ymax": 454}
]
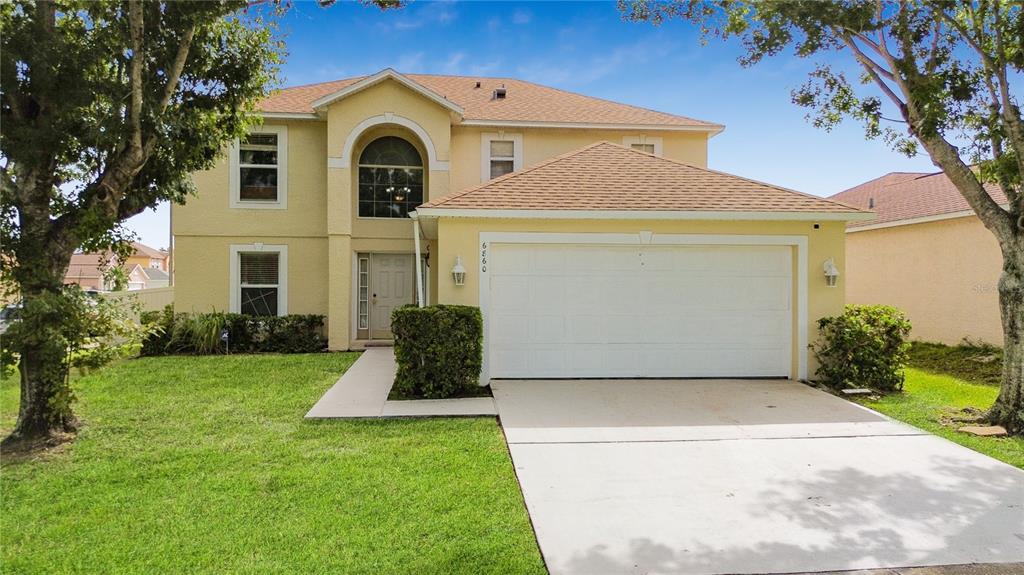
[{"xmin": 127, "ymin": 0, "xmax": 937, "ymax": 249}]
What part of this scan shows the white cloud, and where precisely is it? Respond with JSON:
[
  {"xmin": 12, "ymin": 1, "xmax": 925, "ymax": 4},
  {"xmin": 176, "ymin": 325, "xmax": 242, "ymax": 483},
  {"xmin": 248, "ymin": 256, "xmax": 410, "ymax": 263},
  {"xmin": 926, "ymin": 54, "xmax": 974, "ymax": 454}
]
[
  {"xmin": 441, "ymin": 52, "xmax": 466, "ymax": 74},
  {"xmin": 396, "ymin": 52, "xmax": 425, "ymax": 72},
  {"xmin": 517, "ymin": 39, "xmax": 676, "ymax": 88},
  {"xmin": 511, "ymin": 9, "xmax": 532, "ymax": 25}
]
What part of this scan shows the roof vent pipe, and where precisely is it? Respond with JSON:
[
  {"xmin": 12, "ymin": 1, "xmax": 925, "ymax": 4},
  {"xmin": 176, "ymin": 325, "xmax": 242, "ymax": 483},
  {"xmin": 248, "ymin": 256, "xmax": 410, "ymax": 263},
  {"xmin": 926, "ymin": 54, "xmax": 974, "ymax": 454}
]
[{"xmin": 868, "ymin": 197, "xmax": 875, "ymax": 209}]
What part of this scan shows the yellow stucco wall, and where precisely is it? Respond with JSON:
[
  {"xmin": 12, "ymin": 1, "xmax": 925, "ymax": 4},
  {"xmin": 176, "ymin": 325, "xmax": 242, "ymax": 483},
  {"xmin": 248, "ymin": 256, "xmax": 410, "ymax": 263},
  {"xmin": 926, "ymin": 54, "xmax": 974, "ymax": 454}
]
[
  {"xmin": 173, "ymin": 77, "xmax": 758, "ymax": 353},
  {"xmin": 434, "ymin": 218, "xmax": 847, "ymax": 379},
  {"xmin": 176, "ymin": 120, "xmax": 328, "ymax": 238},
  {"xmin": 174, "ymin": 235, "xmax": 329, "ymax": 317},
  {"xmin": 449, "ymin": 126, "xmax": 709, "ymax": 193},
  {"xmin": 845, "ymin": 216, "xmax": 1004, "ymax": 345}
]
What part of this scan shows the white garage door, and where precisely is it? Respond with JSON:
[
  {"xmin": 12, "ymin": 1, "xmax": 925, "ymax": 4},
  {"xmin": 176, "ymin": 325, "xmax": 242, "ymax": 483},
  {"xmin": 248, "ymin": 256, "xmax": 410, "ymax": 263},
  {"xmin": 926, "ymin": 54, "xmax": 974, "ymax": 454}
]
[{"xmin": 486, "ymin": 243, "xmax": 793, "ymax": 378}]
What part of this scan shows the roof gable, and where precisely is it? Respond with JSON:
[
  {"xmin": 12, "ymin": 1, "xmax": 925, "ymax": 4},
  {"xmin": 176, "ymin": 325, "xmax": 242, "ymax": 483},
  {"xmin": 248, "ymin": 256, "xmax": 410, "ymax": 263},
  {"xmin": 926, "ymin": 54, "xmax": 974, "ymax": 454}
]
[
  {"xmin": 417, "ymin": 142, "xmax": 868, "ymax": 220},
  {"xmin": 308, "ymin": 69, "xmax": 464, "ymax": 115}
]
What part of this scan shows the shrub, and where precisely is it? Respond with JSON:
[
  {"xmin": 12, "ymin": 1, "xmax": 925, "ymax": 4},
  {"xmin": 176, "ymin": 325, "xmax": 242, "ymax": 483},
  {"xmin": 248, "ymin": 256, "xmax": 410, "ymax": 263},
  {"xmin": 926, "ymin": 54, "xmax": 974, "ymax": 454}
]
[
  {"xmin": 391, "ymin": 305, "xmax": 483, "ymax": 399},
  {"xmin": 140, "ymin": 307, "xmax": 326, "ymax": 355},
  {"xmin": 814, "ymin": 304, "xmax": 912, "ymax": 391}
]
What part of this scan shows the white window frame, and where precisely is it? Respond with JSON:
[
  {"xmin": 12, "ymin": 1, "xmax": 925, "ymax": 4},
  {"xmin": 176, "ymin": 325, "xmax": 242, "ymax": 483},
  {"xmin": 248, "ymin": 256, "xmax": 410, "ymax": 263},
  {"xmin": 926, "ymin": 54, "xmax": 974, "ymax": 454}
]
[
  {"xmin": 229, "ymin": 244, "xmax": 288, "ymax": 316},
  {"xmin": 480, "ymin": 132, "xmax": 523, "ymax": 182},
  {"xmin": 622, "ymin": 135, "xmax": 663, "ymax": 157},
  {"xmin": 230, "ymin": 125, "xmax": 288, "ymax": 210}
]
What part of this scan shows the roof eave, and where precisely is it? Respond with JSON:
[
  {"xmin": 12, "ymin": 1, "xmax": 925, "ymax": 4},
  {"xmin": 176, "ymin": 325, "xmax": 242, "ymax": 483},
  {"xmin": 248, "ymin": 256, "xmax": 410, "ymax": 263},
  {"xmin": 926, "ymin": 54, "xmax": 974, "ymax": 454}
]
[
  {"xmin": 260, "ymin": 111, "xmax": 322, "ymax": 121},
  {"xmin": 309, "ymin": 68, "xmax": 465, "ymax": 116},
  {"xmin": 413, "ymin": 208, "xmax": 873, "ymax": 222},
  {"xmin": 457, "ymin": 118, "xmax": 725, "ymax": 136}
]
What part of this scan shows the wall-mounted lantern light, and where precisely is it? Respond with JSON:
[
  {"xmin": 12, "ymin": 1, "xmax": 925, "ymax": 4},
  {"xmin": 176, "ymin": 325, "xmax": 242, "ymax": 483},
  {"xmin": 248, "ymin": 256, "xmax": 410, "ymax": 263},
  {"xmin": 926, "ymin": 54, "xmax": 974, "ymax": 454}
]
[
  {"xmin": 451, "ymin": 256, "xmax": 467, "ymax": 286},
  {"xmin": 823, "ymin": 258, "xmax": 839, "ymax": 287}
]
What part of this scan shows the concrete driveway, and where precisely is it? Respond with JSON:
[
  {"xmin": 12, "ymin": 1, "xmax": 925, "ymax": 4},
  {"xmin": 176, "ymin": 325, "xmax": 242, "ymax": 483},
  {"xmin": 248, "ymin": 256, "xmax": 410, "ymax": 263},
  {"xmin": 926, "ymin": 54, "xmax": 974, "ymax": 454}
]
[{"xmin": 492, "ymin": 379, "xmax": 1024, "ymax": 575}]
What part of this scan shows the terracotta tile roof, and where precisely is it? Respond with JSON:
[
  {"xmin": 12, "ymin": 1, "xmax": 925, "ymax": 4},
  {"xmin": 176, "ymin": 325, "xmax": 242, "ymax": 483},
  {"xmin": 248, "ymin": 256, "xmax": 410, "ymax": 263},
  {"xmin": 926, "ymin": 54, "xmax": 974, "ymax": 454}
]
[
  {"xmin": 65, "ymin": 253, "xmax": 115, "ymax": 281},
  {"xmin": 260, "ymin": 72, "xmax": 719, "ymax": 129},
  {"xmin": 830, "ymin": 171, "xmax": 1008, "ymax": 228},
  {"xmin": 419, "ymin": 142, "xmax": 865, "ymax": 215},
  {"xmin": 131, "ymin": 241, "xmax": 167, "ymax": 259}
]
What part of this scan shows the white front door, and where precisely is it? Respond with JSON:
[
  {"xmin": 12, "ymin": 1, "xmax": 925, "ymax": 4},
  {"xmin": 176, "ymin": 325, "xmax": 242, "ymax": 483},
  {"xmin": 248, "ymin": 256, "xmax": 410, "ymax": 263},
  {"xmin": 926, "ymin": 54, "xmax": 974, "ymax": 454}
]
[
  {"xmin": 370, "ymin": 253, "xmax": 414, "ymax": 339},
  {"xmin": 486, "ymin": 243, "xmax": 793, "ymax": 378}
]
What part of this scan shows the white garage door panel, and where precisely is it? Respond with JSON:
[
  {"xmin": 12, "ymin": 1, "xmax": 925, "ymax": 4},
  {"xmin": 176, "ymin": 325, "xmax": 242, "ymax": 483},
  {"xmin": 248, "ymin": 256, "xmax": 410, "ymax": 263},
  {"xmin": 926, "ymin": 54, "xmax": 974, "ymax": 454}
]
[{"xmin": 487, "ymin": 244, "xmax": 793, "ymax": 378}]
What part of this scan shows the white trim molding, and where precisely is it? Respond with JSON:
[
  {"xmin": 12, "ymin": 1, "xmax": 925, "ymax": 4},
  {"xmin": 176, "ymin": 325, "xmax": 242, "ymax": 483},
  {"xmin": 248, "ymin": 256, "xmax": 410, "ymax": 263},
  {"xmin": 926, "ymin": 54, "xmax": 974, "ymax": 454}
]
[
  {"xmin": 459, "ymin": 118, "xmax": 725, "ymax": 136},
  {"xmin": 476, "ymin": 232, "xmax": 809, "ymax": 384},
  {"xmin": 333, "ymin": 113, "xmax": 449, "ymax": 172},
  {"xmin": 480, "ymin": 132, "xmax": 523, "ymax": 183},
  {"xmin": 845, "ymin": 208, "xmax": 999, "ymax": 233},
  {"xmin": 310, "ymin": 68, "xmax": 465, "ymax": 116},
  {"xmin": 415, "ymin": 207, "xmax": 873, "ymax": 222},
  {"xmin": 259, "ymin": 112, "xmax": 321, "ymax": 121},
  {"xmin": 622, "ymin": 135, "xmax": 664, "ymax": 156},
  {"xmin": 229, "ymin": 124, "xmax": 288, "ymax": 210},
  {"xmin": 229, "ymin": 243, "xmax": 289, "ymax": 316}
]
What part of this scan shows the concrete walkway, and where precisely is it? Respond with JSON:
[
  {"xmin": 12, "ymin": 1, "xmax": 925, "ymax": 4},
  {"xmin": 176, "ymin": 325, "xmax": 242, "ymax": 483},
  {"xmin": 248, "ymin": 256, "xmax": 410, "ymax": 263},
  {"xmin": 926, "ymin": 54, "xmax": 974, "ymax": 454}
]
[
  {"xmin": 305, "ymin": 348, "xmax": 496, "ymax": 418},
  {"xmin": 493, "ymin": 379, "xmax": 1024, "ymax": 575}
]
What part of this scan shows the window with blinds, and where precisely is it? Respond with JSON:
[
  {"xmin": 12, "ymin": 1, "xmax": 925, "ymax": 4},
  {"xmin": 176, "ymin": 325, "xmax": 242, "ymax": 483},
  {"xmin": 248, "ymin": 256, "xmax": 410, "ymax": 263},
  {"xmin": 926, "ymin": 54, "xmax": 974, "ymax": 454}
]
[
  {"xmin": 489, "ymin": 139, "xmax": 515, "ymax": 179},
  {"xmin": 630, "ymin": 143, "xmax": 656, "ymax": 154},
  {"xmin": 239, "ymin": 134, "xmax": 279, "ymax": 201},
  {"xmin": 239, "ymin": 252, "xmax": 280, "ymax": 316}
]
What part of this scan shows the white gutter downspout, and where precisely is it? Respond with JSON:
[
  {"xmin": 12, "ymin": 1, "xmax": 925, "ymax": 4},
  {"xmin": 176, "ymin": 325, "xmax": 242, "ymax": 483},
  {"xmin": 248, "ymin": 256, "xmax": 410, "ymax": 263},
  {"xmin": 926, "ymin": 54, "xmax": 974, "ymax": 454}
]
[{"xmin": 410, "ymin": 213, "xmax": 425, "ymax": 308}]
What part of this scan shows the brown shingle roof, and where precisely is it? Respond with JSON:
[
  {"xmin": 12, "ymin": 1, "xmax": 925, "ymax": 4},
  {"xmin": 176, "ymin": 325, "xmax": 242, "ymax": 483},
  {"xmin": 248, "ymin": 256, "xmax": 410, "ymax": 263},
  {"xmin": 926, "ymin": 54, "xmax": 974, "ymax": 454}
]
[
  {"xmin": 131, "ymin": 241, "xmax": 166, "ymax": 259},
  {"xmin": 260, "ymin": 72, "xmax": 720, "ymax": 129},
  {"xmin": 419, "ymin": 142, "xmax": 865, "ymax": 215},
  {"xmin": 830, "ymin": 171, "xmax": 1008, "ymax": 228}
]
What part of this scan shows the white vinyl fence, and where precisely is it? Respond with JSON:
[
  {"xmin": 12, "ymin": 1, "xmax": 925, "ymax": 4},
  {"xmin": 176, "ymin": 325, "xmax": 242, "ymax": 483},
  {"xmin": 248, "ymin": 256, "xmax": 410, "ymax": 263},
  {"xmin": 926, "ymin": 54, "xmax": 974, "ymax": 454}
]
[{"xmin": 102, "ymin": 287, "xmax": 174, "ymax": 317}]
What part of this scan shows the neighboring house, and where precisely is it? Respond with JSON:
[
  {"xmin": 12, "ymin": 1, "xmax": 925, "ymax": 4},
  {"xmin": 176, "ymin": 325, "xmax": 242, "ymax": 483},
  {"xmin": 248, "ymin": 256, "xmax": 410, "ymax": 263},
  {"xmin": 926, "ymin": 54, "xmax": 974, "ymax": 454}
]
[
  {"xmin": 830, "ymin": 172, "xmax": 1008, "ymax": 346},
  {"xmin": 176, "ymin": 68, "xmax": 868, "ymax": 380},
  {"xmin": 64, "ymin": 241, "xmax": 170, "ymax": 292},
  {"xmin": 125, "ymin": 241, "xmax": 169, "ymax": 272},
  {"xmin": 125, "ymin": 264, "xmax": 170, "ymax": 291},
  {"xmin": 65, "ymin": 252, "xmax": 118, "ymax": 291}
]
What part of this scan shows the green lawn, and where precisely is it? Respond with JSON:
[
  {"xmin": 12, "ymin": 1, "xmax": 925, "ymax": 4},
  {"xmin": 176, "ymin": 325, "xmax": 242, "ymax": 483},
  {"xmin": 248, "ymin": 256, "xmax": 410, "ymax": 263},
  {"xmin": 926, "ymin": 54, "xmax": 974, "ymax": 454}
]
[
  {"xmin": 908, "ymin": 340, "xmax": 1003, "ymax": 386},
  {"xmin": 1, "ymin": 354, "xmax": 545, "ymax": 575},
  {"xmin": 856, "ymin": 367, "xmax": 1024, "ymax": 469}
]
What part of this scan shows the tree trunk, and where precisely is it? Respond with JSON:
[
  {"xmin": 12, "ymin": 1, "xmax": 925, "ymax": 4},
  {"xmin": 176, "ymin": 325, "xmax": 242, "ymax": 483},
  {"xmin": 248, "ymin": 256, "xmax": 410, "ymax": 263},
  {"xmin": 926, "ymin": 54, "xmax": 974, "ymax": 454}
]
[
  {"xmin": 988, "ymin": 239, "xmax": 1024, "ymax": 433},
  {"xmin": 3, "ymin": 227, "xmax": 78, "ymax": 447}
]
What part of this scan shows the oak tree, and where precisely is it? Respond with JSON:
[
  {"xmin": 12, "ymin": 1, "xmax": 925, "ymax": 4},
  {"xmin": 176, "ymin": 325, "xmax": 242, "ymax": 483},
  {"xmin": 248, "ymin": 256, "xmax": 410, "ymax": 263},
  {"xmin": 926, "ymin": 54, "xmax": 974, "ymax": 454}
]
[{"xmin": 622, "ymin": 0, "xmax": 1024, "ymax": 432}]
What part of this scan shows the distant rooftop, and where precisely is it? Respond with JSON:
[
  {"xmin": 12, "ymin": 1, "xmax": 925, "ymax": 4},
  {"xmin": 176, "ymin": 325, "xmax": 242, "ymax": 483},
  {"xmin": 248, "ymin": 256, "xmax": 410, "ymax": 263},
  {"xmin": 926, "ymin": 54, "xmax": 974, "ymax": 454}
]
[{"xmin": 830, "ymin": 171, "xmax": 1008, "ymax": 228}]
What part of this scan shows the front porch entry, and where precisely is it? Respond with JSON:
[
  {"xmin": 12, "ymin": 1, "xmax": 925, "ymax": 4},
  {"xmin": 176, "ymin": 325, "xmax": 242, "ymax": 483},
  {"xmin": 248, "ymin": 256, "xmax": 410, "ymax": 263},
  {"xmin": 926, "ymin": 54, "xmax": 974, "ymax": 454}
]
[{"xmin": 355, "ymin": 252, "xmax": 425, "ymax": 340}]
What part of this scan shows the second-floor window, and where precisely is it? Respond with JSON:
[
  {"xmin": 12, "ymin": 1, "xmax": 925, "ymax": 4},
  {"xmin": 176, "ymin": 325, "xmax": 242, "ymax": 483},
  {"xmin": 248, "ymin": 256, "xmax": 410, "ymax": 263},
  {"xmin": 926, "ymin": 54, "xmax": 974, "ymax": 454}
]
[
  {"xmin": 622, "ymin": 136, "xmax": 663, "ymax": 157},
  {"xmin": 358, "ymin": 136, "xmax": 424, "ymax": 219},
  {"xmin": 230, "ymin": 125, "xmax": 288, "ymax": 209},
  {"xmin": 480, "ymin": 132, "xmax": 522, "ymax": 182}
]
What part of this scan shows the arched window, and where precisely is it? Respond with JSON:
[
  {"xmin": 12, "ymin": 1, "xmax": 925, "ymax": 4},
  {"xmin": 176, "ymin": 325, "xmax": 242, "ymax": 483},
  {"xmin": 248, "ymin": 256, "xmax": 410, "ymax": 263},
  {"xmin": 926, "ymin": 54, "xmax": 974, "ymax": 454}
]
[{"xmin": 358, "ymin": 136, "xmax": 424, "ymax": 218}]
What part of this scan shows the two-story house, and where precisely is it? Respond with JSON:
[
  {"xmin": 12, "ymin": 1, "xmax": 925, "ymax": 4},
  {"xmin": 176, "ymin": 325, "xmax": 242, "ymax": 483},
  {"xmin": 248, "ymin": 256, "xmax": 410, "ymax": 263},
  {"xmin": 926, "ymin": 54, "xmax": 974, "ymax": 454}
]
[{"xmin": 175, "ymin": 69, "xmax": 868, "ymax": 381}]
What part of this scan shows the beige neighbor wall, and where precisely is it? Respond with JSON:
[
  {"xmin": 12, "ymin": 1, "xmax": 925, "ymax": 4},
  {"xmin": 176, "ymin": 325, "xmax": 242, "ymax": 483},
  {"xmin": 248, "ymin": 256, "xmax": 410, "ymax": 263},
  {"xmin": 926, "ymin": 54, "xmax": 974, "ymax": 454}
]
[
  {"xmin": 434, "ymin": 218, "xmax": 847, "ymax": 380},
  {"xmin": 449, "ymin": 126, "xmax": 709, "ymax": 193},
  {"xmin": 845, "ymin": 215, "xmax": 1004, "ymax": 345}
]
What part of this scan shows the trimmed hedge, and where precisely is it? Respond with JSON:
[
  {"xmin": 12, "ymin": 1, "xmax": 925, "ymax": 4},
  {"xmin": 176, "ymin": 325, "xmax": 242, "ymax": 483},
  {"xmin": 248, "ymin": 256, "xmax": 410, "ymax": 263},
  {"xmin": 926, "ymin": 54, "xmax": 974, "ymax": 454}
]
[
  {"xmin": 140, "ymin": 305, "xmax": 326, "ymax": 355},
  {"xmin": 814, "ymin": 304, "xmax": 912, "ymax": 391},
  {"xmin": 391, "ymin": 305, "xmax": 483, "ymax": 399}
]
